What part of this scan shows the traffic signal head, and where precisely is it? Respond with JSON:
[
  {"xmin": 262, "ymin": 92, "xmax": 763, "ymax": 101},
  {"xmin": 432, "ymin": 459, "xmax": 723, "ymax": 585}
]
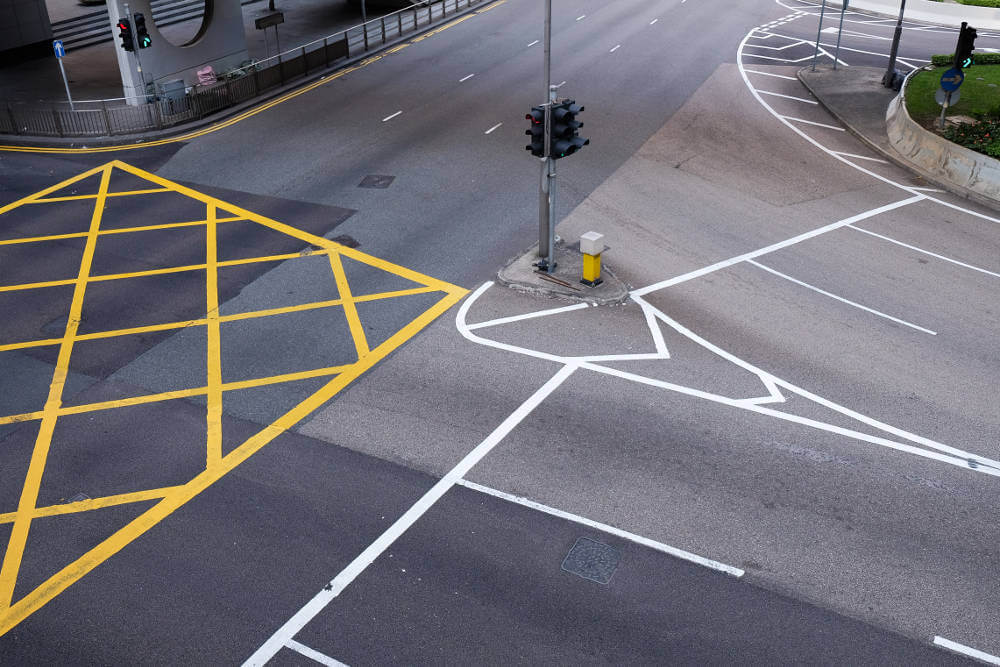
[
  {"xmin": 526, "ymin": 106, "xmax": 546, "ymax": 157},
  {"xmin": 117, "ymin": 17, "xmax": 134, "ymax": 52},
  {"xmin": 956, "ymin": 22, "xmax": 977, "ymax": 68},
  {"xmin": 549, "ymin": 99, "xmax": 588, "ymax": 159},
  {"xmin": 133, "ymin": 13, "xmax": 151, "ymax": 49}
]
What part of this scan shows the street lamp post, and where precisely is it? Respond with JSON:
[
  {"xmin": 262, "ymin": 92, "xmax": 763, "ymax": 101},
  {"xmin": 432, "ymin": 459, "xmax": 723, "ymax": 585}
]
[{"xmin": 882, "ymin": 0, "xmax": 907, "ymax": 88}]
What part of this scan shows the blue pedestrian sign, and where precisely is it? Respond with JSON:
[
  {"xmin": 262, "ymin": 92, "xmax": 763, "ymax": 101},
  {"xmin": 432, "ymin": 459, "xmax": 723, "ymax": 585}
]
[
  {"xmin": 940, "ymin": 68, "xmax": 964, "ymax": 92},
  {"xmin": 52, "ymin": 40, "xmax": 65, "ymax": 58}
]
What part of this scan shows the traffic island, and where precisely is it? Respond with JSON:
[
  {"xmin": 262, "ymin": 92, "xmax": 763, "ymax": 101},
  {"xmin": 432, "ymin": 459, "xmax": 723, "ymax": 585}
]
[{"xmin": 497, "ymin": 239, "xmax": 629, "ymax": 306}]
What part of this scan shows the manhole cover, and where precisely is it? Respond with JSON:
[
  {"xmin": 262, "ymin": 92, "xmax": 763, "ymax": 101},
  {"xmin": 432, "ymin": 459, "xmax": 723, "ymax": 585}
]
[
  {"xmin": 359, "ymin": 174, "xmax": 395, "ymax": 189},
  {"xmin": 561, "ymin": 537, "xmax": 621, "ymax": 584}
]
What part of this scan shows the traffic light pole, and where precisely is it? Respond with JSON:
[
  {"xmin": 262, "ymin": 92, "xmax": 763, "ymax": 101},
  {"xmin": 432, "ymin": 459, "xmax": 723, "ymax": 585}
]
[
  {"xmin": 882, "ymin": 0, "xmax": 906, "ymax": 87},
  {"xmin": 122, "ymin": 2, "xmax": 148, "ymax": 97},
  {"xmin": 537, "ymin": 0, "xmax": 556, "ymax": 273}
]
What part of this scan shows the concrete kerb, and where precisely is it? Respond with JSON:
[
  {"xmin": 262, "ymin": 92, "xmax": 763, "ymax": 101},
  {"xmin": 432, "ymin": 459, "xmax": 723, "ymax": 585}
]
[
  {"xmin": 497, "ymin": 241, "xmax": 630, "ymax": 306},
  {"xmin": 0, "ymin": 0, "xmax": 491, "ymax": 148}
]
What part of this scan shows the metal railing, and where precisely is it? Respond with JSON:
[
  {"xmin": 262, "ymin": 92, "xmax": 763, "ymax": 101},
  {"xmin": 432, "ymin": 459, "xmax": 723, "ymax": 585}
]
[{"xmin": 0, "ymin": 0, "xmax": 485, "ymax": 140}]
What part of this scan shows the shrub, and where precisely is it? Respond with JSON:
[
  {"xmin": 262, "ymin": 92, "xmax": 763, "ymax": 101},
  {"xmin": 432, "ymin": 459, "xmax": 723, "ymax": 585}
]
[
  {"xmin": 942, "ymin": 119, "xmax": 1000, "ymax": 157},
  {"xmin": 931, "ymin": 53, "xmax": 1000, "ymax": 66}
]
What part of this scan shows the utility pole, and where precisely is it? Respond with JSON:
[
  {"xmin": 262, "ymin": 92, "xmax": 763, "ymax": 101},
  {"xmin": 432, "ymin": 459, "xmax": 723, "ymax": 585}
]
[
  {"xmin": 882, "ymin": 0, "xmax": 907, "ymax": 88},
  {"xmin": 537, "ymin": 0, "xmax": 555, "ymax": 272},
  {"xmin": 123, "ymin": 1, "xmax": 147, "ymax": 100}
]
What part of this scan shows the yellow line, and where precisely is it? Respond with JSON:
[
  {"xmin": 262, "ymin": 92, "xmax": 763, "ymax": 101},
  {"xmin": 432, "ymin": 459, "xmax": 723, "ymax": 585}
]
[
  {"xmin": 476, "ymin": 0, "xmax": 506, "ymax": 12},
  {"xmin": 0, "ymin": 216, "xmax": 243, "ymax": 248},
  {"xmin": 0, "ymin": 164, "xmax": 112, "ymax": 611},
  {"xmin": 0, "ymin": 164, "xmax": 109, "ymax": 215},
  {"xmin": 328, "ymin": 252, "xmax": 370, "ymax": 360},
  {"xmin": 0, "ymin": 487, "xmax": 181, "ymax": 525},
  {"xmin": 28, "ymin": 188, "xmax": 172, "ymax": 203},
  {"xmin": 204, "ymin": 203, "xmax": 223, "ymax": 469}
]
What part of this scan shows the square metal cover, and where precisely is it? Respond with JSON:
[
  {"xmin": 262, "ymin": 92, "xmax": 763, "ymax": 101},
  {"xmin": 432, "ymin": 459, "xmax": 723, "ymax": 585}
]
[{"xmin": 561, "ymin": 537, "xmax": 621, "ymax": 584}]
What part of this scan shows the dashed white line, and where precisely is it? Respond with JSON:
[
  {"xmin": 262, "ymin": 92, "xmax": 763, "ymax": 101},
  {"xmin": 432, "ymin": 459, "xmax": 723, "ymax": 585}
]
[
  {"xmin": 286, "ymin": 640, "xmax": 349, "ymax": 667},
  {"xmin": 847, "ymin": 225, "xmax": 1000, "ymax": 279},
  {"xmin": 781, "ymin": 116, "xmax": 845, "ymax": 131},
  {"xmin": 933, "ymin": 637, "xmax": 1000, "ymax": 665},
  {"xmin": 457, "ymin": 479, "xmax": 744, "ymax": 577},
  {"xmin": 758, "ymin": 90, "xmax": 817, "ymax": 104},
  {"xmin": 609, "ymin": 44, "xmax": 621, "ymax": 53},
  {"xmin": 484, "ymin": 122, "xmax": 503, "ymax": 135},
  {"xmin": 459, "ymin": 73, "xmax": 475, "ymax": 82},
  {"xmin": 381, "ymin": 110, "xmax": 402, "ymax": 122},
  {"xmin": 649, "ymin": 18, "xmax": 658, "ymax": 25},
  {"xmin": 527, "ymin": 39, "xmax": 539, "ymax": 47},
  {"xmin": 576, "ymin": 14, "xmax": 585, "ymax": 21},
  {"xmin": 747, "ymin": 259, "xmax": 937, "ymax": 335}
]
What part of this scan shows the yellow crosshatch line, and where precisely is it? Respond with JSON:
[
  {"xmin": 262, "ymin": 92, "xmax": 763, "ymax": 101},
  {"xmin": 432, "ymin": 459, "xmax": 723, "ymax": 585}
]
[
  {"xmin": 0, "ymin": 160, "xmax": 468, "ymax": 636},
  {"xmin": 0, "ymin": 216, "xmax": 245, "ymax": 247}
]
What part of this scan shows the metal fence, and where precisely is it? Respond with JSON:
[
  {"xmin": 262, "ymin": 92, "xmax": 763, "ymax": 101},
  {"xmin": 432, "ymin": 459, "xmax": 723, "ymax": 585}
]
[{"xmin": 0, "ymin": 0, "xmax": 485, "ymax": 139}]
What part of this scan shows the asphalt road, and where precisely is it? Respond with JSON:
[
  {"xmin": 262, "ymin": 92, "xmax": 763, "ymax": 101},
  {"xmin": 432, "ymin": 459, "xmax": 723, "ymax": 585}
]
[{"xmin": 1, "ymin": 0, "xmax": 999, "ymax": 663}]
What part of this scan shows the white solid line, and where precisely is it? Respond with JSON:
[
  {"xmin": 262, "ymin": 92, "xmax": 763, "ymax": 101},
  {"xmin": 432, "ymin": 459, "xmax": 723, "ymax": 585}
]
[
  {"xmin": 933, "ymin": 637, "xmax": 1000, "ymax": 665},
  {"xmin": 758, "ymin": 90, "xmax": 817, "ymax": 104},
  {"xmin": 286, "ymin": 640, "xmax": 349, "ymax": 667},
  {"xmin": 576, "ymin": 14, "xmax": 585, "ymax": 21},
  {"xmin": 484, "ymin": 122, "xmax": 503, "ymax": 135},
  {"xmin": 781, "ymin": 115, "xmax": 845, "ymax": 131},
  {"xmin": 242, "ymin": 358, "xmax": 577, "ymax": 667},
  {"xmin": 466, "ymin": 302, "xmax": 589, "ymax": 330},
  {"xmin": 848, "ymin": 225, "xmax": 1000, "ymax": 279},
  {"xmin": 527, "ymin": 39, "xmax": 539, "ymax": 47},
  {"xmin": 747, "ymin": 260, "xmax": 937, "ymax": 335},
  {"xmin": 459, "ymin": 73, "xmax": 474, "ymax": 82},
  {"xmin": 633, "ymin": 196, "xmax": 923, "ymax": 296},
  {"xmin": 743, "ymin": 69, "xmax": 797, "ymax": 80},
  {"xmin": 457, "ymin": 479, "xmax": 745, "ymax": 577},
  {"xmin": 833, "ymin": 151, "xmax": 889, "ymax": 164},
  {"xmin": 381, "ymin": 110, "xmax": 402, "ymax": 122},
  {"xmin": 649, "ymin": 18, "xmax": 658, "ymax": 24},
  {"xmin": 609, "ymin": 44, "xmax": 621, "ymax": 53}
]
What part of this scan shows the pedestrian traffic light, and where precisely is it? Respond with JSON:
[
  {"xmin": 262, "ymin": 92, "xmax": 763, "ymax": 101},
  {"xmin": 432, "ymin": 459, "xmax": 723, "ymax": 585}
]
[
  {"xmin": 134, "ymin": 13, "xmax": 151, "ymax": 49},
  {"xmin": 955, "ymin": 22, "xmax": 977, "ymax": 68},
  {"xmin": 550, "ymin": 99, "xmax": 588, "ymax": 159},
  {"xmin": 117, "ymin": 17, "xmax": 134, "ymax": 52},
  {"xmin": 526, "ymin": 106, "xmax": 546, "ymax": 157}
]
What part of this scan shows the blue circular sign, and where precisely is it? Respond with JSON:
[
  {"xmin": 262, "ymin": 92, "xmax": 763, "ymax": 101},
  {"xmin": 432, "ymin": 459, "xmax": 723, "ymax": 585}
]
[{"xmin": 940, "ymin": 68, "xmax": 964, "ymax": 92}]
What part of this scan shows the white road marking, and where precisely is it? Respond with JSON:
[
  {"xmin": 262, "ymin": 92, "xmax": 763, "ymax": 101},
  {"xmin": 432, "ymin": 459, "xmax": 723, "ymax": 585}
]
[
  {"xmin": 832, "ymin": 151, "xmax": 888, "ymax": 164},
  {"xmin": 847, "ymin": 225, "xmax": 1000, "ymax": 280},
  {"xmin": 286, "ymin": 640, "xmax": 349, "ymax": 666},
  {"xmin": 456, "ymin": 479, "xmax": 744, "ymax": 577},
  {"xmin": 746, "ymin": 259, "xmax": 938, "ymax": 335},
  {"xmin": 933, "ymin": 637, "xmax": 1000, "ymax": 665},
  {"xmin": 649, "ymin": 18, "xmax": 658, "ymax": 25},
  {"xmin": 744, "ymin": 69, "xmax": 797, "ymax": 80},
  {"xmin": 459, "ymin": 73, "xmax": 475, "ymax": 82},
  {"xmin": 381, "ymin": 110, "xmax": 402, "ymax": 122},
  {"xmin": 243, "ymin": 351, "xmax": 577, "ymax": 666},
  {"xmin": 527, "ymin": 39, "xmax": 539, "ymax": 47},
  {"xmin": 609, "ymin": 44, "xmax": 621, "ymax": 53},
  {"xmin": 576, "ymin": 14, "xmax": 585, "ymax": 21},
  {"xmin": 758, "ymin": 90, "xmax": 817, "ymax": 104},
  {"xmin": 484, "ymin": 122, "xmax": 503, "ymax": 135},
  {"xmin": 466, "ymin": 302, "xmax": 589, "ymax": 330},
  {"xmin": 633, "ymin": 196, "xmax": 923, "ymax": 296},
  {"xmin": 781, "ymin": 116, "xmax": 845, "ymax": 131}
]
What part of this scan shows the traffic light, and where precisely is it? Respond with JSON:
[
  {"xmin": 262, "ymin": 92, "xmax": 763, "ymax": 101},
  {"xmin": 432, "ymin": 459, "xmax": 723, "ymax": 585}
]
[
  {"xmin": 117, "ymin": 17, "xmax": 134, "ymax": 52},
  {"xmin": 525, "ymin": 106, "xmax": 546, "ymax": 157},
  {"xmin": 134, "ymin": 13, "xmax": 151, "ymax": 49},
  {"xmin": 955, "ymin": 22, "xmax": 977, "ymax": 68},
  {"xmin": 549, "ymin": 99, "xmax": 588, "ymax": 159}
]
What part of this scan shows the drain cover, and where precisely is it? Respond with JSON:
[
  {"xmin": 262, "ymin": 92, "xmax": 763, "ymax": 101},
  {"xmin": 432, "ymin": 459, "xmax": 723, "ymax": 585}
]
[
  {"xmin": 561, "ymin": 537, "xmax": 621, "ymax": 584},
  {"xmin": 359, "ymin": 174, "xmax": 395, "ymax": 189}
]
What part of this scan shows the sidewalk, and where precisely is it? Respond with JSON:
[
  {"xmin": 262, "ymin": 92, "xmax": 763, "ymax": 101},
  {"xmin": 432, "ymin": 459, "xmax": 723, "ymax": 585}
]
[{"xmin": 829, "ymin": 0, "xmax": 1000, "ymax": 30}]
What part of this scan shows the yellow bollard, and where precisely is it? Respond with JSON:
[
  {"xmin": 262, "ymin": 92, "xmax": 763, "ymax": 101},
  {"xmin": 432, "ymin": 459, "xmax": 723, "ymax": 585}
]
[{"xmin": 579, "ymin": 231, "xmax": 605, "ymax": 287}]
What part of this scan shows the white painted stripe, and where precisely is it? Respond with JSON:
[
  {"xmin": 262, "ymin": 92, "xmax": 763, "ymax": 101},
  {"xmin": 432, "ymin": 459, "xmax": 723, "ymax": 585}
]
[
  {"xmin": 848, "ymin": 225, "xmax": 1000, "ymax": 279},
  {"xmin": 633, "ymin": 196, "xmax": 923, "ymax": 296},
  {"xmin": 459, "ymin": 73, "xmax": 474, "ymax": 82},
  {"xmin": 781, "ymin": 116, "xmax": 845, "ymax": 131},
  {"xmin": 286, "ymin": 640, "xmax": 349, "ymax": 666},
  {"xmin": 243, "ymin": 354, "xmax": 577, "ymax": 666},
  {"xmin": 908, "ymin": 187, "xmax": 945, "ymax": 193},
  {"xmin": 527, "ymin": 39, "xmax": 539, "ymax": 47},
  {"xmin": 466, "ymin": 302, "xmax": 589, "ymax": 330},
  {"xmin": 484, "ymin": 122, "xmax": 503, "ymax": 135},
  {"xmin": 747, "ymin": 260, "xmax": 937, "ymax": 335},
  {"xmin": 758, "ymin": 90, "xmax": 817, "ymax": 104},
  {"xmin": 381, "ymin": 110, "xmax": 402, "ymax": 122},
  {"xmin": 575, "ymin": 14, "xmax": 585, "ymax": 21},
  {"xmin": 609, "ymin": 44, "xmax": 621, "ymax": 53},
  {"xmin": 833, "ymin": 151, "xmax": 889, "ymax": 164},
  {"xmin": 933, "ymin": 637, "xmax": 1000, "ymax": 665},
  {"xmin": 743, "ymin": 69, "xmax": 797, "ymax": 80},
  {"xmin": 649, "ymin": 18, "xmax": 658, "ymax": 25},
  {"xmin": 457, "ymin": 479, "xmax": 744, "ymax": 577}
]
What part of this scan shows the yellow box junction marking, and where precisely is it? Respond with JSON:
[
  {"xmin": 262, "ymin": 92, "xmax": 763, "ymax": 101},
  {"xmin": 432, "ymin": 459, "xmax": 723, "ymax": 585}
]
[{"xmin": 0, "ymin": 161, "xmax": 468, "ymax": 635}]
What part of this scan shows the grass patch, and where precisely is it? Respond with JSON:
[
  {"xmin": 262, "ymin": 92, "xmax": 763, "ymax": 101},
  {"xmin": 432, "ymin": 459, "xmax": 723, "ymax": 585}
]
[{"xmin": 905, "ymin": 64, "xmax": 1000, "ymax": 126}]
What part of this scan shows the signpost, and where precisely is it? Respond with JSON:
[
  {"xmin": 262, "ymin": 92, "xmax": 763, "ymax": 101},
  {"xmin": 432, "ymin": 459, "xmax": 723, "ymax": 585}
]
[
  {"xmin": 938, "ymin": 68, "xmax": 965, "ymax": 129},
  {"xmin": 255, "ymin": 11, "xmax": 285, "ymax": 59},
  {"xmin": 52, "ymin": 40, "xmax": 74, "ymax": 111}
]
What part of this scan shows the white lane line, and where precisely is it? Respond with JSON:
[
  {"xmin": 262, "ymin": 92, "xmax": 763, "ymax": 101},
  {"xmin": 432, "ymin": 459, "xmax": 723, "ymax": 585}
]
[
  {"xmin": 933, "ymin": 637, "xmax": 1000, "ymax": 665},
  {"xmin": 286, "ymin": 640, "xmax": 349, "ymax": 666},
  {"xmin": 576, "ymin": 14, "xmax": 585, "ymax": 21},
  {"xmin": 457, "ymin": 479, "xmax": 744, "ymax": 577},
  {"xmin": 744, "ymin": 69, "xmax": 797, "ymax": 80},
  {"xmin": 609, "ymin": 44, "xmax": 621, "ymax": 53},
  {"xmin": 466, "ymin": 302, "xmax": 589, "ymax": 330},
  {"xmin": 484, "ymin": 122, "xmax": 503, "ymax": 135},
  {"xmin": 781, "ymin": 116, "xmax": 845, "ymax": 131},
  {"xmin": 381, "ymin": 110, "xmax": 402, "ymax": 122},
  {"xmin": 459, "ymin": 73, "xmax": 475, "ymax": 82},
  {"xmin": 527, "ymin": 39, "xmax": 539, "ymax": 47},
  {"xmin": 847, "ymin": 225, "xmax": 1000, "ymax": 279},
  {"xmin": 633, "ymin": 196, "xmax": 924, "ymax": 296},
  {"xmin": 649, "ymin": 18, "xmax": 658, "ymax": 25},
  {"xmin": 747, "ymin": 260, "xmax": 937, "ymax": 335},
  {"xmin": 242, "ymin": 357, "xmax": 577, "ymax": 667},
  {"xmin": 758, "ymin": 90, "xmax": 817, "ymax": 104},
  {"xmin": 833, "ymin": 151, "xmax": 889, "ymax": 164}
]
